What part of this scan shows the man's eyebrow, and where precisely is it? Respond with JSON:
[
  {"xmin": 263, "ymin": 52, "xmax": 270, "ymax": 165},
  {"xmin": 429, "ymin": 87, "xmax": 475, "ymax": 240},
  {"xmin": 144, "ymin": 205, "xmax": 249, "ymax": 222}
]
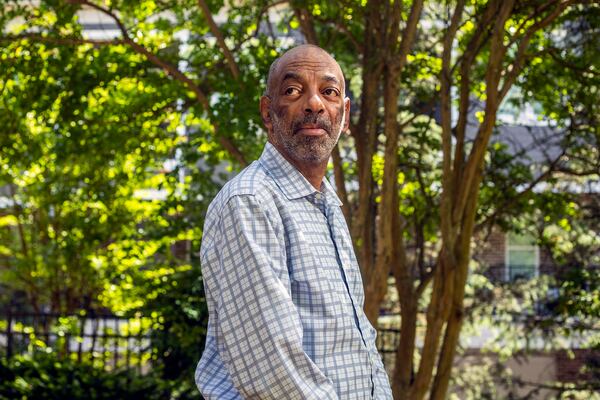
[
  {"xmin": 323, "ymin": 74, "xmax": 340, "ymax": 85},
  {"xmin": 280, "ymin": 71, "xmax": 342, "ymax": 87},
  {"xmin": 282, "ymin": 72, "xmax": 302, "ymax": 82}
]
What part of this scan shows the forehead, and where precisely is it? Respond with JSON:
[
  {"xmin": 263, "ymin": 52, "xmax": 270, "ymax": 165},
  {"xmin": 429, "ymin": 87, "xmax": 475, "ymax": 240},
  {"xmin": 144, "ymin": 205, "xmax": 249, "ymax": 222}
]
[{"xmin": 273, "ymin": 49, "xmax": 344, "ymax": 86}]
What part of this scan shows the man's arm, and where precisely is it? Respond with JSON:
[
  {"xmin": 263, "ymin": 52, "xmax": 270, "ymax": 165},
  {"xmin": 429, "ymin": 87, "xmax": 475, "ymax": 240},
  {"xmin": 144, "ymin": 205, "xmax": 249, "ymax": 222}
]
[{"xmin": 201, "ymin": 194, "xmax": 339, "ymax": 399}]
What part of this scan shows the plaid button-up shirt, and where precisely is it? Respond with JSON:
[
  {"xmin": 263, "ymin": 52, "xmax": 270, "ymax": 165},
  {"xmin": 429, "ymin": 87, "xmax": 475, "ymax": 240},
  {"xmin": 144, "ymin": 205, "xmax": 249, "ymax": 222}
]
[{"xmin": 195, "ymin": 142, "xmax": 393, "ymax": 399}]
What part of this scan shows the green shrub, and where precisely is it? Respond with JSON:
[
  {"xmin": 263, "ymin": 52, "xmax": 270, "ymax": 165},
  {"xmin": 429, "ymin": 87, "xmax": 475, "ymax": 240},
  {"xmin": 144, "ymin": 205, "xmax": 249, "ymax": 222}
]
[
  {"xmin": 0, "ymin": 352, "xmax": 201, "ymax": 400},
  {"xmin": 143, "ymin": 265, "xmax": 209, "ymax": 381}
]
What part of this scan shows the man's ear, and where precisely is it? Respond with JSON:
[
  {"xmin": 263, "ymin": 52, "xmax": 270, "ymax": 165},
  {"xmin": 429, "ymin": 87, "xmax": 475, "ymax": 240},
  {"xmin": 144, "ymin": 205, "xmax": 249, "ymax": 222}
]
[
  {"xmin": 343, "ymin": 97, "xmax": 351, "ymax": 135},
  {"xmin": 260, "ymin": 96, "xmax": 273, "ymax": 132}
]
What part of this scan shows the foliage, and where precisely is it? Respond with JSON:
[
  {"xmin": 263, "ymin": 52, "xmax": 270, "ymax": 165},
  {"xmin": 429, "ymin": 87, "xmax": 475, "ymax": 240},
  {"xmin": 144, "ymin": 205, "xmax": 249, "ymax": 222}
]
[
  {"xmin": 0, "ymin": 26, "xmax": 191, "ymax": 312},
  {"xmin": 0, "ymin": 351, "xmax": 200, "ymax": 400},
  {"xmin": 143, "ymin": 262, "xmax": 209, "ymax": 381}
]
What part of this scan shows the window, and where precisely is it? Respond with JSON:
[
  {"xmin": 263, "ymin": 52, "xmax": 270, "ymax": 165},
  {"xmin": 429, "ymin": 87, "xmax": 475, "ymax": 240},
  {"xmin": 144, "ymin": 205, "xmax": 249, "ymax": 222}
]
[{"xmin": 505, "ymin": 232, "xmax": 539, "ymax": 281}]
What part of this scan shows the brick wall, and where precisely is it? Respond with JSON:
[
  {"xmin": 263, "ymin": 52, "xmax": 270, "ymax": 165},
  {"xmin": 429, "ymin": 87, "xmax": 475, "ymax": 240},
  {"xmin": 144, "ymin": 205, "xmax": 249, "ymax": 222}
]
[
  {"xmin": 475, "ymin": 228, "xmax": 557, "ymax": 280},
  {"xmin": 555, "ymin": 349, "xmax": 600, "ymax": 383},
  {"xmin": 474, "ymin": 228, "xmax": 506, "ymax": 280}
]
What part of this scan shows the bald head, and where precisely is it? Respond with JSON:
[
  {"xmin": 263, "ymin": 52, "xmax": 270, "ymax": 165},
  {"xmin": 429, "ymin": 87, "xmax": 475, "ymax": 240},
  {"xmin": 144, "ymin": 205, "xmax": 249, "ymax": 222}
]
[{"xmin": 265, "ymin": 45, "xmax": 345, "ymax": 97}]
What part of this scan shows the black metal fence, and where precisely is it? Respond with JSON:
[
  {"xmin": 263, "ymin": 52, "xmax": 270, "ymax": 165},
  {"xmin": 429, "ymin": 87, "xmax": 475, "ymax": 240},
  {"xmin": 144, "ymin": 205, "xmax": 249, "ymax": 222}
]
[
  {"xmin": 2, "ymin": 309, "xmax": 400, "ymax": 372},
  {"xmin": 0, "ymin": 309, "xmax": 156, "ymax": 372},
  {"xmin": 376, "ymin": 327, "xmax": 401, "ymax": 368}
]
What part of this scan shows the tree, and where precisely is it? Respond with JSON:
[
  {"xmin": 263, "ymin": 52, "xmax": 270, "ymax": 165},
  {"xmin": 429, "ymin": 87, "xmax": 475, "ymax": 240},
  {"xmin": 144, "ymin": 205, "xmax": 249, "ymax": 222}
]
[{"xmin": 1, "ymin": 0, "xmax": 598, "ymax": 398}]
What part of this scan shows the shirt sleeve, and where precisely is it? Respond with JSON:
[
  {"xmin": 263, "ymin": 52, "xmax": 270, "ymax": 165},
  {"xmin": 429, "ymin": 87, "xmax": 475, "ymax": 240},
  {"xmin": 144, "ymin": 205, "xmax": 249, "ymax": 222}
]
[{"xmin": 201, "ymin": 194, "xmax": 340, "ymax": 399}]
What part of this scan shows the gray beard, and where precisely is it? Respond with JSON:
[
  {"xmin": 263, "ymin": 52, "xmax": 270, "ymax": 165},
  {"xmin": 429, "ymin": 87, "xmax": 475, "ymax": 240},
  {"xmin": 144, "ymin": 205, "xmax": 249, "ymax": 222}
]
[{"xmin": 270, "ymin": 110, "xmax": 344, "ymax": 164}]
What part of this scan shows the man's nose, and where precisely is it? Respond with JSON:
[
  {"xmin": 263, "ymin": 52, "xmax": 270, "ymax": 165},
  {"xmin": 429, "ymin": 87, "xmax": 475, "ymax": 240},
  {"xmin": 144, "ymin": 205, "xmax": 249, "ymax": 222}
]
[{"xmin": 304, "ymin": 91, "xmax": 325, "ymax": 114}]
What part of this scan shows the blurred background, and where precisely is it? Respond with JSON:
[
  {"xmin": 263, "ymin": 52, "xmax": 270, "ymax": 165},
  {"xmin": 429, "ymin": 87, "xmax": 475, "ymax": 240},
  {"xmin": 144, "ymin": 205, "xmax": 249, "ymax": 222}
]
[{"xmin": 0, "ymin": 0, "xmax": 598, "ymax": 399}]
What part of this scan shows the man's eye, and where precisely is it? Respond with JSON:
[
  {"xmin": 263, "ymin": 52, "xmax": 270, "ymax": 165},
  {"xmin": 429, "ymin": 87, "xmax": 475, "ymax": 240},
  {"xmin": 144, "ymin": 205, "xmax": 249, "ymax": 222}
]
[
  {"xmin": 324, "ymin": 88, "xmax": 339, "ymax": 96},
  {"xmin": 284, "ymin": 87, "xmax": 299, "ymax": 95}
]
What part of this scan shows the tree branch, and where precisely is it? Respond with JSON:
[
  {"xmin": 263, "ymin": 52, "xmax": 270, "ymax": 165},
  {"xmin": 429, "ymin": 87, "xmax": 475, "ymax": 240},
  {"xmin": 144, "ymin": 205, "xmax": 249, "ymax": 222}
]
[
  {"xmin": 311, "ymin": 15, "xmax": 363, "ymax": 54},
  {"xmin": 196, "ymin": 0, "xmax": 240, "ymax": 80},
  {"xmin": 395, "ymin": 0, "xmax": 424, "ymax": 71},
  {"xmin": 250, "ymin": 0, "xmax": 289, "ymax": 40},
  {"xmin": 499, "ymin": 0, "xmax": 576, "ymax": 101},
  {"xmin": 452, "ymin": 0, "xmax": 515, "ymax": 228},
  {"xmin": 547, "ymin": 46, "xmax": 600, "ymax": 76},
  {"xmin": 293, "ymin": 7, "xmax": 318, "ymax": 44},
  {"xmin": 332, "ymin": 144, "xmax": 351, "ymax": 224},
  {"xmin": 506, "ymin": 0, "xmax": 560, "ymax": 49},
  {"xmin": 453, "ymin": 0, "xmax": 500, "ymax": 178},
  {"xmin": 439, "ymin": 0, "xmax": 465, "ymax": 254},
  {"xmin": 475, "ymin": 150, "xmax": 565, "ymax": 233},
  {"xmin": 415, "ymin": 267, "xmax": 434, "ymax": 298},
  {"xmin": 0, "ymin": 33, "xmax": 126, "ymax": 46},
  {"xmin": 60, "ymin": 0, "xmax": 248, "ymax": 165}
]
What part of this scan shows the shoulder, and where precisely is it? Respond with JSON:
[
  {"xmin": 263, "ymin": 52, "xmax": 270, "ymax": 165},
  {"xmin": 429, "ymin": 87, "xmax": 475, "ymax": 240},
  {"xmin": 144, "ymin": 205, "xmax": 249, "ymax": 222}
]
[
  {"xmin": 201, "ymin": 161, "xmax": 285, "ymax": 256},
  {"xmin": 206, "ymin": 160, "xmax": 276, "ymax": 219}
]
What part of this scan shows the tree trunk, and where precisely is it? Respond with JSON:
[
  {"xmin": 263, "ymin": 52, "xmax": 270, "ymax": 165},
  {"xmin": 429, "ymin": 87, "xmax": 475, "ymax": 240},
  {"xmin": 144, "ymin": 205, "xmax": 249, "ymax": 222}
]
[
  {"xmin": 430, "ymin": 172, "xmax": 481, "ymax": 400},
  {"xmin": 353, "ymin": 59, "xmax": 382, "ymax": 283},
  {"xmin": 392, "ymin": 291, "xmax": 417, "ymax": 399},
  {"xmin": 365, "ymin": 57, "xmax": 401, "ymax": 323},
  {"xmin": 409, "ymin": 254, "xmax": 454, "ymax": 400}
]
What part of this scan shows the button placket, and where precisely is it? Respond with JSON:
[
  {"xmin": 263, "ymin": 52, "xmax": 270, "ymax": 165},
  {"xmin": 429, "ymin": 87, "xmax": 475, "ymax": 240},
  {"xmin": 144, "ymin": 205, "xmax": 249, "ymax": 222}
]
[{"xmin": 328, "ymin": 208, "xmax": 361, "ymax": 309}]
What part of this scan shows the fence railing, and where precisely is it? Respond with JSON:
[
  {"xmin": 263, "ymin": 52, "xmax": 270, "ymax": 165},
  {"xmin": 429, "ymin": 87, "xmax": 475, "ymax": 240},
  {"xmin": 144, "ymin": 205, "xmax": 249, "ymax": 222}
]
[
  {"xmin": 0, "ymin": 310, "xmax": 156, "ymax": 372},
  {"xmin": 376, "ymin": 328, "xmax": 401, "ymax": 369}
]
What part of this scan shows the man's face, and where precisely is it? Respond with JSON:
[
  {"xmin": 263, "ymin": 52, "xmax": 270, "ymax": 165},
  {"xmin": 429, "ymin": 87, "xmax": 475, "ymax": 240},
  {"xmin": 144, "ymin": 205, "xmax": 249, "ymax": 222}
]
[{"xmin": 260, "ymin": 46, "xmax": 350, "ymax": 166}]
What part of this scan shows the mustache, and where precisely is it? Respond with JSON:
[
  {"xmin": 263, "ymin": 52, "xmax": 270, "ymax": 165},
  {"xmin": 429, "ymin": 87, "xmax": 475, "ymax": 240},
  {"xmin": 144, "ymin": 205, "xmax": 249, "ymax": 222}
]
[{"xmin": 291, "ymin": 114, "xmax": 332, "ymax": 135}]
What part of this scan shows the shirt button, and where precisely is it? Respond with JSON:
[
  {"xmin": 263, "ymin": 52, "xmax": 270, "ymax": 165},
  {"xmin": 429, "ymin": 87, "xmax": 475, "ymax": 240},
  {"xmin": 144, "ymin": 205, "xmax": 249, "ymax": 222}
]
[{"xmin": 315, "ymin": 193, "xmax": 322, "ymax": 200}]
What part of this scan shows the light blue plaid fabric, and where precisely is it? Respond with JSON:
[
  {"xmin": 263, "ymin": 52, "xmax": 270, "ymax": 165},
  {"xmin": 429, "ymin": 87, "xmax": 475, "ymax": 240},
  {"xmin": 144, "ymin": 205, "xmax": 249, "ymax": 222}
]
[{"xmin": 195, "ymin": 142, "xmax": 393, "ymax": 399}]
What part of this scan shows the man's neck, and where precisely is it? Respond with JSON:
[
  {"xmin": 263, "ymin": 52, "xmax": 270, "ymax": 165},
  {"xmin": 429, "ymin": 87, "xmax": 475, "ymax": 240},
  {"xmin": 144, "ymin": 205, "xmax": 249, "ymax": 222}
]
[
  {"xmin": 294, "ymin": 162, "xmax": 327, "ymax": 191},
  {"xmin": 270, "ymin": 143, "xmax": 327, "ymax": 191}
]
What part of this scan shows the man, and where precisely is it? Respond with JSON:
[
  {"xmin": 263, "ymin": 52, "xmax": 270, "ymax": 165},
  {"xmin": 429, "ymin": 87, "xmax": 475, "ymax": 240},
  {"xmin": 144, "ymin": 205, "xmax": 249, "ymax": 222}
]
[{"xmin": 195, "ymin": 44, "xmax": 393, "ymax": 399}]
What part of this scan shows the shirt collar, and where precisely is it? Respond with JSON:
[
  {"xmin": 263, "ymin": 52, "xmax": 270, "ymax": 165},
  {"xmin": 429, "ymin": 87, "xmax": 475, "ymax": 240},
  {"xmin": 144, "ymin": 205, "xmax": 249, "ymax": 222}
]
[{"xmin": 258, "ymin": 142, "xmax": 343, "ymax": 207}]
